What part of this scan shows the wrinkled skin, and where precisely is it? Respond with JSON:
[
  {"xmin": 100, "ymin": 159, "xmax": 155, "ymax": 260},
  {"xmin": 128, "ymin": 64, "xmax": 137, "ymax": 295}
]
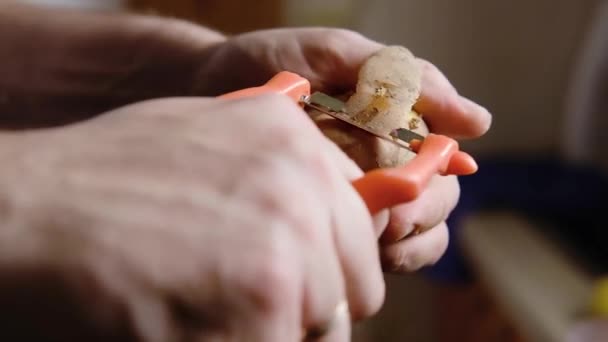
[
  {"xmin": 0, "ymin": 96, "xmax": 384, "ymax": 341},
  {"xmin": 0, "ymin": 5, "xmax": 492, "ymax": 341},
  {"xmin": 199, "ymin": 28, "xmax": 492, "ymax": 271}
]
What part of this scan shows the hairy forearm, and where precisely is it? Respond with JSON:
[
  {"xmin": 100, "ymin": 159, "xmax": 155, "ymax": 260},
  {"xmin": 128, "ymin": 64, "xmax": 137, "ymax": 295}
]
[{"xmin": 0, "ymin": 2, "xmax": 226, "ymax": 128}]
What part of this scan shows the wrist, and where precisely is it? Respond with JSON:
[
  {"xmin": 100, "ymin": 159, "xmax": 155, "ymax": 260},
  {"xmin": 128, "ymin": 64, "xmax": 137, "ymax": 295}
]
[
  {"xmin": 0, "ymin": 132, "xmax": 21, "ymax": 223},
  {"xmin": 137, "ymin": 16, "xmax": 229, "ymax": 96},
  {"xmin": 0, "ymin": 131, "xmax": 58, "ymax": 267},
  {"xmin": 0, "ymin": 4, "xmax": 228, "ymax": 127},
  {"xmin": 192, "ymin": 34, "xmax": 272, "ymax": 96},
  {"xmin": 94, "ymin": 13, "xmax": 229, "ymax": 99}
]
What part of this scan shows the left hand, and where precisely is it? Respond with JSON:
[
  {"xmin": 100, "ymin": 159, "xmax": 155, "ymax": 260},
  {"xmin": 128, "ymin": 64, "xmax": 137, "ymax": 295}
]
[{"xmin": 197, "ymin": 28, "xmax": 492, "ymax": 272}]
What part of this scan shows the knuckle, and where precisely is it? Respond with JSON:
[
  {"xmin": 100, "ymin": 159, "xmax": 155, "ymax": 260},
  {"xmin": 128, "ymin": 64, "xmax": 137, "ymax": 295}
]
[
  {"xmin": 383, "ymin": 224, "xmax": 450, "ymax": 272},
  {"xmin": 385, "ymin": 213, "xmax": 417, "ymax": 242},
  {"xmin": 325, "ymin": 28, "xmax": 365, "ymax": 45},
  {"xmin": 418, "ymin": 58, "xmax": 439, "ymax": 74},
  {"xmin": 259, "ymin": 118, "xmax": 318, "ymax": 161},
  {"xmin": 351, "ymin": 279, "xmax": 386, "ymax": 320},
  {"xmin": 382, "ymin": 246, "xmax": 424, "ymax": 273},
  {"xmin": 251, "ymin": 164, "xmax": 325, "ymax": 244},
  {"xmin": 254, "ymin": 183, "xmax": 291, "ymax": 218},
  {"xmin": 268, "ymin": 123, "xmax": 310, "ymax": 156},
  {"xmin": 238, "ymin": 97, "xmax": 325, "ymax": 168},
  {"xmin": 429, "ymin": 226, "xmax": 450, "ymax": 266},
  {"xmin": 257, "ymin": 130, "xmax": 333, "ymax": 193},
  {"xmin": 323, "ymin": 29, "xmax": 366, "ymax": 61},
  {"xmin": 441, "ymin": 176, "xmax": 461, "ymax": 217},
  {"xmin": 248, "ymin": 228, "xmax": 300, "ymax": 314}
]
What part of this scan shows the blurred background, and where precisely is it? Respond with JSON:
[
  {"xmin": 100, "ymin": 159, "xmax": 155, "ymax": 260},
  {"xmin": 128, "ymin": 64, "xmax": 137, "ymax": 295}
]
[{"xmin": 19, "ymin": 0, "xmax": 608, "ymax": 340}]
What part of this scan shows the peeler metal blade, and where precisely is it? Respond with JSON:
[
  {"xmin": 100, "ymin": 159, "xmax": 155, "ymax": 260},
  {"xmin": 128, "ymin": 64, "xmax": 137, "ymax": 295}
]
[{"xmin": 301, "ymin": 92, "xmax": 425, "ymax": 151}]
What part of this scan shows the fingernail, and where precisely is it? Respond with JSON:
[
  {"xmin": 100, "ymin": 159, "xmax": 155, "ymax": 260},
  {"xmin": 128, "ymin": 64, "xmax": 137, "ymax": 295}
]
[
  {"xmin": 462, "ymin": 96, "xmax": 491, "ymax": 117},
  {"xmin": 461, "ymin": 96, "xmax": 493, "ymax": 135}
]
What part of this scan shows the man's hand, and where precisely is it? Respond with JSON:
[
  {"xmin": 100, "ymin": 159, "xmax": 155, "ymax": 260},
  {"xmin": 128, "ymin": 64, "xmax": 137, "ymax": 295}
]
[
  {"xmin": 0, "ymin": 2, "xmax": 492, "ymax": 273},
  {"xmin": 0, "ymin": 95, "xmax": 384, "ymax": 341},
  {"xmin": 199, "ymin": 28, "xmax": 492, "ymax": 272}
]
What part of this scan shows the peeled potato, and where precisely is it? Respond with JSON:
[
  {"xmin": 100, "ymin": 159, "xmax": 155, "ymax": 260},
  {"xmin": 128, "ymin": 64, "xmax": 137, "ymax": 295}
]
[{"xmin": 310, "ymin": 46, "xmax": 429, "ymax": 171}]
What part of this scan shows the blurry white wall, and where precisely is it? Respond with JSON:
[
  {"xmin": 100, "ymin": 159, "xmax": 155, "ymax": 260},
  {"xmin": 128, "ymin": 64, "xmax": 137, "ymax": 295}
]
[{"xmin": 562, "ymin": 0, "xmax": 608, "ymax": 170}]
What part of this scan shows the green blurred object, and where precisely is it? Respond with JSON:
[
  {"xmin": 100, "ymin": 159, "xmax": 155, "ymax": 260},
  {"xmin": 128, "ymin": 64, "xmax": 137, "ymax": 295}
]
[{"xmin": 590, "ymin": 277, "xmax": 608, "ymax": 317}]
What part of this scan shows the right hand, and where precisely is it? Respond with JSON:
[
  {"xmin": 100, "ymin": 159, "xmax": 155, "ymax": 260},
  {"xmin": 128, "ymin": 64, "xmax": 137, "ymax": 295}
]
[{"xmin": 0, "ymin": 95, "xmax": 384, "ymax": 342}]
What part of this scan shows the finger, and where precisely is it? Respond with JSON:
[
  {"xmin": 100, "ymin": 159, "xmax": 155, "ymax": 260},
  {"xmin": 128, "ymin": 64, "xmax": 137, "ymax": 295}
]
[
  {"xmin": 235, "ymin": 162, "xmax": 346, "ymax": 340},
  {"xmin": 163, "ymin": 224, "xmax": 303, "ymax": 342},
  {"xmin": 310, "ymin": 32, "xmax": 491, "ymax": 138},
  {"xmin": 301, "ymin": 234, "xmax": 348, "ymax": 336},
  {"xmin": 221, "ymin": 94, "xmax": 349, "ymax": 336},
  {"xmin": 254, "ymin": 93, "xmax": 384, "ymax": 321},
  {"xmin": 193, "ymin": 282, "xmax": 301, "ymax": 342},
  {"xmin": 321, "ymin": 134, "xmax": 364, "ymax": 180},
  {"xmin": 302, "ymin": 30, "xmax": 491, "ymax": 138},
  {"xmin": 269, "ymin": 140, "xmax": 347, "ymax": 336},
  {"xmin": 322, "ymin": 149, "xmax": 386, "ymax": 321},
  {"xmin": 380, "ymin": 221, "xmax": 450, "ymax": 273},
  {"xmin": 228, "ymin": 235, "xmax": 303, "ymax": 342},
  {"xmin": 414, "ymin": 59, "xmax": 492, "ymax": 139},
  {"xmin": 381, "ymin": 175, "xmax": 459, "ymax": 244},
  {"xmin": 232, "ymin": 286, "xmax": 302, "ymax": 342},
  {"xmin": 310, "ymin": 301, "xmax": 351, "ymax": 342},
  {"xmin": 320, "ymin": 135, "xmax": 390, "ymax": 234}
]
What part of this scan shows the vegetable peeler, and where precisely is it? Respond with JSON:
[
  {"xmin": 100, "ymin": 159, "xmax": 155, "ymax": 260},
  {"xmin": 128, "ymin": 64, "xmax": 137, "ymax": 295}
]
[{"xmin": 219, "ymin": 71, "xmax": 478, "ymax": 215}]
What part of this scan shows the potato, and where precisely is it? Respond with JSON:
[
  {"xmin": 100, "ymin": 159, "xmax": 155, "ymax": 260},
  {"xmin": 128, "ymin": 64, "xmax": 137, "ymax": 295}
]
[{"xmin": 310, "ymin": 46, "xmax": 429, "ymax": 171}]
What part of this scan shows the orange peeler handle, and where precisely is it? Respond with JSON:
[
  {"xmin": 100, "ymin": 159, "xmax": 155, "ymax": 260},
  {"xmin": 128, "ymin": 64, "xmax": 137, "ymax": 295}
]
[
  {"xmin": 217, "ymin": 71, "xmax": 479, "ymax": 215},
  {"xmin": 219, "ymin": 71, "xmax": 311, "ymax": 103},
  {"xmin": 353, "ymin": 135, "xmax": 477, "ymax": 214}
]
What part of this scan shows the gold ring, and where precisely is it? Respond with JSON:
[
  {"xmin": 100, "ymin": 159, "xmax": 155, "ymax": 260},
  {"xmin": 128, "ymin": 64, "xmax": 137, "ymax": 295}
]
[{"xmin": 302, "ymin": 301, "xmax": 349, "ymax": 341}]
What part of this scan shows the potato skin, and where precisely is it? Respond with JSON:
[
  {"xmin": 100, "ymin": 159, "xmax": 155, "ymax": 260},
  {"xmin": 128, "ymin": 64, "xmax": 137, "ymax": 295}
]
[
  {"xmin": 310, "ymin": 46, "xmax": 429, "ymax": 171},
  {"xmin": 311, "ymin": 110, "xmax": 428, "ymax": 171}
]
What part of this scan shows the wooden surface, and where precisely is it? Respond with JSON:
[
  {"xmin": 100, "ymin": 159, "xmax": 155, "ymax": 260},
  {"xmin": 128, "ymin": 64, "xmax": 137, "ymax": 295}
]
[
  {"xmin": 127, "ymin": 0, "xmax": 283, "ymax": 34},
  {"xmin": 352, "ymin": 274, "xmax": 438, "ymax": 342},
  {"xmin": 459, "ymin": 212, "xmax": 595, "ymax": 342},
  {"xmin": 436, "ymin": 282, "xmax": 524, "ymax": 342}
]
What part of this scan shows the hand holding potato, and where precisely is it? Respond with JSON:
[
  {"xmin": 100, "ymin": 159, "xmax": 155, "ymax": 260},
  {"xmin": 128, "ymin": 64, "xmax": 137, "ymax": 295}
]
[
  {"xmin": 0, "ymin": 5, "xmax": 492, "ymax": 340},
  {"xmin": 203, "ymin": 28, "xmax": 491, "ymax": 271}
]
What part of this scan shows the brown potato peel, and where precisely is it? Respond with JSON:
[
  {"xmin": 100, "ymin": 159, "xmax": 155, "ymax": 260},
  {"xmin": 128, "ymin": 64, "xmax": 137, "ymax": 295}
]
[{"xmin": 309, "ymin": 46, "xmax": 429, "ymax": 171}]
